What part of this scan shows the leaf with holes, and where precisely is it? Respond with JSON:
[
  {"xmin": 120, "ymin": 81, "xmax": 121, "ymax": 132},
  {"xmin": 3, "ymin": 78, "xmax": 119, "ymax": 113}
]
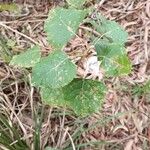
[
  {"xmin": 32, "ymin": 50, "xmax": 76, "ymax": 89},
  {"xmin": 66, "ymin": 0, "xmax": 87, "ymax": 8},
  {"xmin": 95, "ymin": 41, "xmax": 131, "ymax": 76},
  {"xmin": 44, "ymin": 7, "xmax": 88, "ymax": 48},
  {"xmin": 10, "ymin": 46, "xmax": 41, "ymax": 68},
  {"xmin": 41, "ymin": 79, "xmax": 106, "ymax": 116}
]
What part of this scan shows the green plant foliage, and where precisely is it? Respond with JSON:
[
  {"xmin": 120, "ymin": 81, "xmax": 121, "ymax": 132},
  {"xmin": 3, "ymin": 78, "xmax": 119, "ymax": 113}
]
[
  {"xmin": 9, "ymin": 4, "xmax": 131, "ymax": 116},
  {"xmin": 95, "ymin": 41, "xmax": 131, "ymax": 76},
  {"xmin": 41, "ymin": 79, "xmax": 106, "ymax": 116},
  {"xmin": 41, "ymin": 87, "xmax": 65, "ymax": 106},
  {"xmin": 66, "ymin": 0, "xmax": 87, "ymax": 8},
  {"xmin": 132, "ymin": 80, "xmax": 150, "ymax": 96},
  {"xmin": 64, "ymin": 79, "xmax": 106, "ymax": 116},
  {"xmin": 0, "ymin": 114, "xmax": 29, "ymax": 150},
  {"xmin": 89, "ymin": 14, "xmax": 128, "ymax": 45},
  {"xmin": 44, "ymin": 7, "xmax": 88, "ymax": 48},
  {"xmin": 10, "ymin": 46, "xmax": 41, "ymax": 68},
  {"xmin": 32, "ymin": 50, "xmax": 76, "ymax": 89},
  {"xmin": 99, "ymin": 20, "xmax": 128, "ymax": 44}
]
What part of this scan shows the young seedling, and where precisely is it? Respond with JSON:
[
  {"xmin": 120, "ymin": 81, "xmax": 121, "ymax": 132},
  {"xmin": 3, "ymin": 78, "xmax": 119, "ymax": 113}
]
[{"xmin": 10, "ymin": 0, "xmax": 131, "ymax": 116}]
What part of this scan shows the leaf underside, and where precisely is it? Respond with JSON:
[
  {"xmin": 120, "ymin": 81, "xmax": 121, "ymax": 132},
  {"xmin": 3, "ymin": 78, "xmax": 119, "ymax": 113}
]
[
  {"xmin": 44, "ymin": 7, "xmax": 87, "ymax": 49},
  {"xmin": 32, "ymin": 50, "xmax": 76, "ymax": 89},
  {"xmin": 41, "ymin": 78, "xmax": 106, "ymax": 116},
  {"xmin": 10, "ymin": 46, "xmax": 41, "ymax": 68}
]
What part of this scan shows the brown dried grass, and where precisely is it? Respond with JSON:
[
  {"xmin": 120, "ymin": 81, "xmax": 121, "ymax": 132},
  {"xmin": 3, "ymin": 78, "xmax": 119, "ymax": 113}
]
[{"xmin": 0, "ymin": 0, "xmax": 150, "ymax": 149}]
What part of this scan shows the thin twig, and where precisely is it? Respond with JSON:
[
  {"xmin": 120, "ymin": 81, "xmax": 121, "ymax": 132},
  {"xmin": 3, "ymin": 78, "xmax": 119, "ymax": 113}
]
[
  {"xmin": 66, "ymin": 128, "xmax": 76, "ymax": 150},
  {"xmin": 98, "ymin": 0, "xmax": 107, "ymax": 7},
  {"xmin": 144, "ymin": 24, "xmax": 149, "ymax": 61},
  {"xmin": 1, "ymin": 19, "xmax": 45, "ymax": 24},
  {"xmin": 79, "ymin": 25, "xmax": 101, "ymax": 37},
  {"xmin": 0, "ymin": 22, "xmax": 42, "ymax": 47}
]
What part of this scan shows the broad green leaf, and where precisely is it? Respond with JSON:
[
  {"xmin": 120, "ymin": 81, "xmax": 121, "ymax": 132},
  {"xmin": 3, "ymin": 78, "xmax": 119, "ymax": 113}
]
[
  {"xmin": 10, "ymin": 46, "xmax": 41, "ymax": 68},
  {"xmin": 32, "ymin": 50, "xmax": 76, "ymax": 89},
  {"xmin": 100, "ymin": 20, "xmax": 128, "ymax": 44},
  {"xmin": 116, "ymin": 54, "xmax": 132, "ymax": 75},
  {"xmin": 95, "ymin": 41, "xmax": 131, "ymax": 76},
  {"xmin": 66, "ymin": 0, "xmax": 87, "ymax": 8},
  {"xmin": 44, "ymin": 7, "xmax": 87, "ymax": 48},
  {"xmin": 41, "ymin": 79, "xmax": 106, "ymax": 116},
  {"xmin": 63, "ymin": 79, "xmax": 106, "ymax": 116},
  {"xmin": 89, "ymin": 14, "xmax": 128, "ymax": 45},
  {"xmin": 41, "ymin": 87, "xmax": 65, "ymax": 107}
]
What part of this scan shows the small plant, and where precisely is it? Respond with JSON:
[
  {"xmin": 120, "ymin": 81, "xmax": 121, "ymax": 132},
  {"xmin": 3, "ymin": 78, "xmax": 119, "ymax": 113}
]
[
  {"xmin": 9, "ymin": 0, "xmax": 131, "ymax": 116},
  {"xmin": 132, "ymin": 80, "xmax": 150, "ymax": 97}
]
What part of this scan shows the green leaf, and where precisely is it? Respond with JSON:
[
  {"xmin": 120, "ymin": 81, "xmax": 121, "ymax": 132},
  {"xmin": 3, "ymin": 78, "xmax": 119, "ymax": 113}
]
[
  {"xmin": 66, "ymin": 0, "xmax": 87, "ymax": 8},
  {"xmin": 89, "ymin": 14, "xmax": 128, "ymax": 45},
  {"xmin": 64, "ymin": 79, "xmax": 106, "ymax": 116},
  {"xmin": 95, "ymin": 41, "xmax": 131, "ymax": 76},
  {"xmin": 41, "ymin": 87, "xmax": 65, "ymax": 107},
  {"xmin": 41, "ymin": 79, "xmax": 106, "ymax": 116},
  {"xmin": 116, "ymin": 54, "xmax": 132, "ymax": 75},
  {"xmin": 10, "ymin": 46, "xmax": 41, "ymax": 68},
  {"xmin": 44, "ymin": 7, "xmax": 87, "ymax": 48},
  {"xmin": 32, "ymin": 50, "xmax": 76, "ymax": 89},
  {"xmin": 101, "ymin": 20, "xmax": 128, "ymax": 44}
]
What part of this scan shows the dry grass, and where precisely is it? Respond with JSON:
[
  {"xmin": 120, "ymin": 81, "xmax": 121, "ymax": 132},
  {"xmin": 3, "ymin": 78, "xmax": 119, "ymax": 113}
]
[{"xmin": 0, "ymin": 0, "xmax": 150, "ymax": 150}]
